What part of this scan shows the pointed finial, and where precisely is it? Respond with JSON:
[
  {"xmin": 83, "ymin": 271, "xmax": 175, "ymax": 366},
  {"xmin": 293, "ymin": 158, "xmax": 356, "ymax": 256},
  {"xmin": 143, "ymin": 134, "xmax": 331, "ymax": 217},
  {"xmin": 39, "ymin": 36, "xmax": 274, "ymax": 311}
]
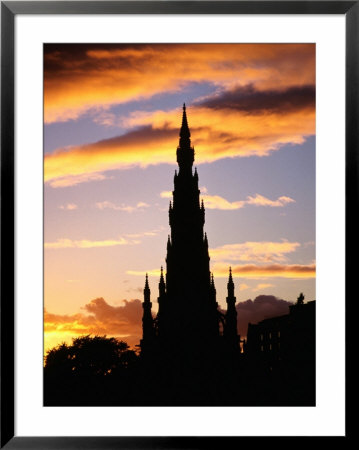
[
  {"xmin": 227, "ymin": 267, "xmax": 235, "ymax": 299},
  {"xmin": 228, "ymin": 266, "xmax": 234, "ymax": 284},
  {"xmin": 145, "ymin": 273, "xmax": 149, "ymax": 289},
  {"xmin": 179, "ymin": 103, "xmax": 191, "ymax": 147},
  {"xmin": 210, "ymin": 273, "xmax": 216, "ymax": 295},
  {"xmin": 159, "ymin": 265, "xmax": 166, "ymax": 296},
  {"xmin": 159, "ymin": 266, "xmax": 165, "ymax": 285},
  {"xmin": 201, "ymin": 199, "xmax": 204, "ymax": 209}
]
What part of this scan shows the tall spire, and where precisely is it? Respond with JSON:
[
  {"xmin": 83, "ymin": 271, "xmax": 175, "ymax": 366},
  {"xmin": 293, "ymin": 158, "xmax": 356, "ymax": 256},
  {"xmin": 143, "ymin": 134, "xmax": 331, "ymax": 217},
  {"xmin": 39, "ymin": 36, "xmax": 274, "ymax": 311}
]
[
  {"xmin": 153, "ymin": 104, "xmax": 219, "ymax": 352},
  {"xmin": 177, "ymin": 104, "xmax": 194, "ymax": 171},
  {"xmin": 179, "ymin": 103, "xmax": 191, "ymax": 148}
]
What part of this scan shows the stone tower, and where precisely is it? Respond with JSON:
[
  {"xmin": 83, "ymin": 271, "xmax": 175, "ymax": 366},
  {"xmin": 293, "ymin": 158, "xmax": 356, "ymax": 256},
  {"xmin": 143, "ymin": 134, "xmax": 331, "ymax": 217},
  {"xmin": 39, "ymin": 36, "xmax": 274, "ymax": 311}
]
[{"xmin": 141, "ymin": 105, "xmax": 238, "ymax": 358}]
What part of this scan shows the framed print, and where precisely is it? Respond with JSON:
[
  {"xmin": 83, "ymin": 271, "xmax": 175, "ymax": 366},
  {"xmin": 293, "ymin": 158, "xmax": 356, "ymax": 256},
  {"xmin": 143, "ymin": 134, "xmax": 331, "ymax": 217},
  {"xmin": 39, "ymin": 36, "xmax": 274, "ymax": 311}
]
[{"xmin": 1, "ymin": 1, "xmax": 355, "ymax": 447}]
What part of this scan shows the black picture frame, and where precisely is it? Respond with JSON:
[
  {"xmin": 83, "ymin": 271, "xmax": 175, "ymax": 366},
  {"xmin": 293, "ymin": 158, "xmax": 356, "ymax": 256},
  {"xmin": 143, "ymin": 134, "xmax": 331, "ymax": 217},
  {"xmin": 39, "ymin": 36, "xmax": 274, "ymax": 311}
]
[{"xmin": 1, "ymin": 1, "xmax": 355, "ymax": 447}]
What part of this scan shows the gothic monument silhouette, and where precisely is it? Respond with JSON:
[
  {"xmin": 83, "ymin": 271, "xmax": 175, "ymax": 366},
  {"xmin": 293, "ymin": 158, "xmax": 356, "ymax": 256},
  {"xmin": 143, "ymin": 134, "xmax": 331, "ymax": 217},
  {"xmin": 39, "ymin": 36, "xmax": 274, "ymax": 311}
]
[{"xmin": 140, "ymin": 105, "xmax": 239, "ymax": 372}]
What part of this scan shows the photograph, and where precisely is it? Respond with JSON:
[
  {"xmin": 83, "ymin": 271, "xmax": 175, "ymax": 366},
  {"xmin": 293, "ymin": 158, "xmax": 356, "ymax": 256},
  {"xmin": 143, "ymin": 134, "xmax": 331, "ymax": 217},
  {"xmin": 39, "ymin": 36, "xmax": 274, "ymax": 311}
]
[{"xmin": 43, "ymin": 43, "xmax": 316, "ymax": 407}]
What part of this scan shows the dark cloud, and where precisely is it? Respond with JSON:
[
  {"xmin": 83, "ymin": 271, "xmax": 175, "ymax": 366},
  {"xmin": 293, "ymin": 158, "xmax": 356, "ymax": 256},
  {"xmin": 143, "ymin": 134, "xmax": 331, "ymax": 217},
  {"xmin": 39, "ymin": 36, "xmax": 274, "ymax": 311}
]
[
  {"xmin": 94, "ymin": 126, "xmax": 177, "ymax": 149},
  {"xmin": 45, "ymin": 298, "xmax": 143, "ymax": 349},
  {"xmin": 44, "ymin": 43, "xmax": 153, "ymax": 74},
  {"xmin": 234, "ymin": 295, "xmax": 293, "ymax": 338},
  {"xmin": 52, "ymin": 125, "xmax": 177, "ymax": 157},
  {"xmin": 199, "ymin": 84, "xmax": 315, "ymax": 114},
  {"xmin": 83, "ymin": 297, "xmax": 142, "ymax": 325}
]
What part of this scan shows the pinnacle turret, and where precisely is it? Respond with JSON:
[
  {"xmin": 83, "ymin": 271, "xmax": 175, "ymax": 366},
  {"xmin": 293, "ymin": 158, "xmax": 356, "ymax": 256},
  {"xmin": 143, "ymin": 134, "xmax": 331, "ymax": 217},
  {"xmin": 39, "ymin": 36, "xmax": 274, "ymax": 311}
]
[
  {"xmin": 227, "ymin": 267, "xmax": 235, "ymax": 299},
  {"xmin": 224, "ymin": 267, "xmax": 238, "ymax": 347},
  {"xmin": 144, "ymin": 273, "xmax": 151, "ymax": 302},
  {"xmin": 211, "ymin": 272, "xmax": 215, "ymax": 289},
  {"xmin": 204, "ymin": 232, "xmax": 208, "ymax": 247},
  {"xmin": 141, "ymin": 273, "xmax": 155, "ymax": 348},
  {"xmin": 159, "ymin": 266, "xmax": 166, "ymax": 297}
]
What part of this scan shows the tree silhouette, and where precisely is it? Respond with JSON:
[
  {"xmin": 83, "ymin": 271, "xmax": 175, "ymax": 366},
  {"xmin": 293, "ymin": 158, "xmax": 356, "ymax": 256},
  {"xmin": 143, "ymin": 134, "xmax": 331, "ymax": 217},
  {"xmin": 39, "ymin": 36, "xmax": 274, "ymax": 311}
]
[
  {"xmin": 44, "ymin": 335, "xmax": 139, "ymax": 406},
  {"xmin": 45, "ymin": 335, "xmax": 136, "ymax": 376}
]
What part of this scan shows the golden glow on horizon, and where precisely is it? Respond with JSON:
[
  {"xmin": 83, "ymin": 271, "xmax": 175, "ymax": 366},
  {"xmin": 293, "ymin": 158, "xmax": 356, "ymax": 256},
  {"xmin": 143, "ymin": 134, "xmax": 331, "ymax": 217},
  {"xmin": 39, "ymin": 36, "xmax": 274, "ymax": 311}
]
[
  {"xmin": 126, "ymin": 263, "xmax": 315, "ymax": 280},
  {"xmin": 213, "ymin": 263, "xmax": 316, "ymax": 279},
  {"xmin": 44, "ymin": 298, "xmax": 143, "ymax": 352}
]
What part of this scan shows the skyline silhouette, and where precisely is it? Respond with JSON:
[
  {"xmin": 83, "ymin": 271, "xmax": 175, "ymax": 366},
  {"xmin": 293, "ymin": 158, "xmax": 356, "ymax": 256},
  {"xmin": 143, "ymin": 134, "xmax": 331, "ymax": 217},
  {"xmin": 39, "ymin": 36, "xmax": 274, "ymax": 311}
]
[
  {"xmin": 44, "ymin": 43, "xmax": 315, "ymax": 360},
  {"xmin": 44, "ymin": 104, "xmax": 315, "ymax": 407}
]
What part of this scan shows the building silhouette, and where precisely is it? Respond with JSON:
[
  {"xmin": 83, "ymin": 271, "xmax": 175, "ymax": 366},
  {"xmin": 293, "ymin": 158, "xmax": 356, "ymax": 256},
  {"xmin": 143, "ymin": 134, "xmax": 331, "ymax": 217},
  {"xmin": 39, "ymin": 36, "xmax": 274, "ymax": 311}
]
[
  {"xmin": 140, "ymin": 105, "xmax": 239, "ymax": 369},
  {"xmin": 244, "ymin": 294, "xmax": 316, "ymax": 405},
  {"xmin": 246, "ymin": 293, "xmax": 315, "ymax": 362}
]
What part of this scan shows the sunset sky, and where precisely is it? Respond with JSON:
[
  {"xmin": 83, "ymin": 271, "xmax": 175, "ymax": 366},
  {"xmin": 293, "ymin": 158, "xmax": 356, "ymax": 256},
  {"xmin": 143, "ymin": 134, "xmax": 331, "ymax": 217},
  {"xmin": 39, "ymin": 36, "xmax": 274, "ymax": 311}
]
[{"xmin": 44, "ymin": 43, "xmax": 316, "ymax": 352}]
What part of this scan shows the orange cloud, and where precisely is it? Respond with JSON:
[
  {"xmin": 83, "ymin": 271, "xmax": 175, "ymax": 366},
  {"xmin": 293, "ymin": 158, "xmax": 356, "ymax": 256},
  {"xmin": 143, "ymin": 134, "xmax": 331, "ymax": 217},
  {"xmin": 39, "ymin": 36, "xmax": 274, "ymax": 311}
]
[
  {"xmin": 126, "ymin": 269, "xmax": 161, "ymax": 277},
  {"xmin": 45, "ymin": 101, "xmax": 314, "ymax": 187},
  {"xmin": 44, "ymin": 298, "xmax": 143, "ymax": 352},
  {"xmin": 59, "ymin": 203, "xmax": 78, "ymax": 210},
  {"xmin": 245, "ymin": 194, "xmax": 295, "ymax": 208},
  {"xmin": 44, "ymin": 44, "xmax": 315, "ymax": 123},
  {"xmin": 203, "ymin": 192, "xmax": 294, "ymax": 210},
  {"xmin": 124, "ymin": 226, "xmax": 165, "ymax": 239},
  {"xmin": 239, "ymin": 284, "xmax": 250, "ymax": 291},
  {"xmin": 161, "ymin": 189, "xmax": 294, "ymax": 210},
  {"xmin": 45, "ymin": 236, "xmax": 140, "ymax": 249},
  {"xmin": 210, "ymin": 241, "xmax": 300, "ymax": 263},
  {"xmin": 253, "ymin": 283, "xmax": 275, "ymax": 292},
  {"xmin": 95, "ymin": 200, "xmax": 150, "ymax": 213},
  {"xmin": 213, "ymin": 263, "xmax": 316, "ymax": 279},
  {"xmin": 126, "ymin": 241, "xmax": 308, "ymax": 279},
  {"xmin": 49, "ymin": 172, "xmax": 113, "ymax": 188}
]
